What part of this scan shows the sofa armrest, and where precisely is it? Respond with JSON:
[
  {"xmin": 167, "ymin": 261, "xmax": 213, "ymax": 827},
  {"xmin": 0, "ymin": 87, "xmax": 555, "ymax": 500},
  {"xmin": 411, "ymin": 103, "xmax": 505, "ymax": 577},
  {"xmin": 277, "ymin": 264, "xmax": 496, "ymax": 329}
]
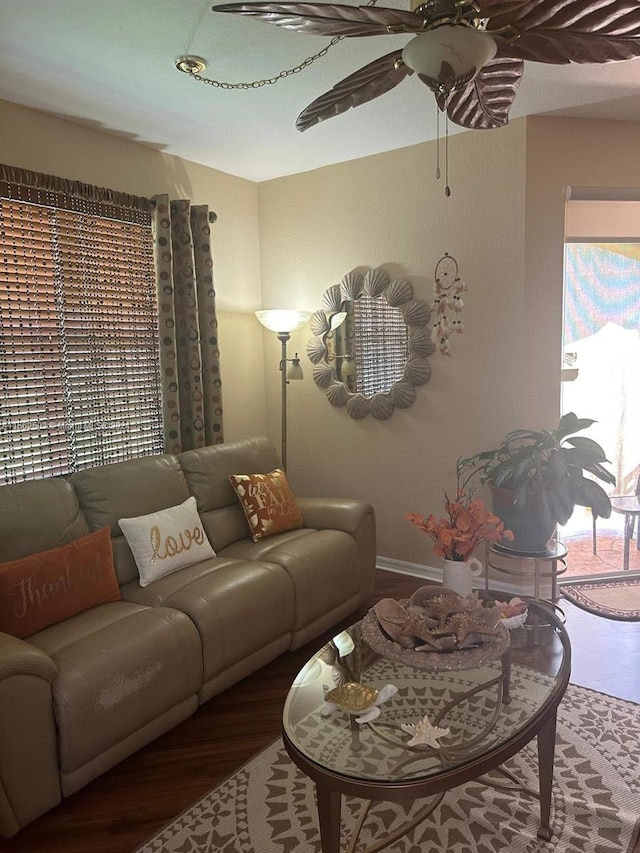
[
  {"xmin": 0, "ymin": 634, "xmax": 61, "ymax": 838},
  {"xmin": 0, "ymin": 633, "xmax": 58, "ymax": 681},
  {"xmin": 296, "ymin": 498, "xmax": 377, "ymax": 602},
  {"xmin": 296, "ymin": 497, "xmax": 372, "ymax": 536}
]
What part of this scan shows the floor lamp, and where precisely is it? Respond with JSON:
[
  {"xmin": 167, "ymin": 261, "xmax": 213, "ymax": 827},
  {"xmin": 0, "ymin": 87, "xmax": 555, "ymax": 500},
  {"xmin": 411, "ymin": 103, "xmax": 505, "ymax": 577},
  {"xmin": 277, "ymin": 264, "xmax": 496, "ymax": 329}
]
[{"xmin": 256, "ymin": 310, "xmax": 311, "ymax": 470}]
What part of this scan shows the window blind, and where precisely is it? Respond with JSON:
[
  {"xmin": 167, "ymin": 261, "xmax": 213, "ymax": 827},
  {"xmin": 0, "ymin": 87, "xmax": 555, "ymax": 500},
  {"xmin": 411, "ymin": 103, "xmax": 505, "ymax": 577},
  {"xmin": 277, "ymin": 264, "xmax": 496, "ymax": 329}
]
[
  {"xmin": 353, "ymin": 294, "xmax": 408, "ymax": 396},
  {"xmin": 0, "ymin": 170, "xmax": 163, "ymax": 484}
]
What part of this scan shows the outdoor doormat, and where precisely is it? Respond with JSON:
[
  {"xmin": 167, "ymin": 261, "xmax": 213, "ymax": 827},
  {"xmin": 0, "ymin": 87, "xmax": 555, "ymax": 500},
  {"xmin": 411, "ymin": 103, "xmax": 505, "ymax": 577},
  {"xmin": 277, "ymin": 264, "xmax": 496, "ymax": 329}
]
[
  {"xmin": 561, "ymin": 576, "xmax": 640, "ymax": 621},
  {"xmin": 135, "ymin": 683, "xmax": 640, "ymax": 853}
]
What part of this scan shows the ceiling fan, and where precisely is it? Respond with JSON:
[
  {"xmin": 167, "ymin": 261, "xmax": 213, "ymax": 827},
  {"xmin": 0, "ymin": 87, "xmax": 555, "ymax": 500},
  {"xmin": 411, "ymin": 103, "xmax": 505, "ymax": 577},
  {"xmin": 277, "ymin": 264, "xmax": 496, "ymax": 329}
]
[{"xmin": 213, "ymin": 0, "xmax": 640, "ymax": 134}]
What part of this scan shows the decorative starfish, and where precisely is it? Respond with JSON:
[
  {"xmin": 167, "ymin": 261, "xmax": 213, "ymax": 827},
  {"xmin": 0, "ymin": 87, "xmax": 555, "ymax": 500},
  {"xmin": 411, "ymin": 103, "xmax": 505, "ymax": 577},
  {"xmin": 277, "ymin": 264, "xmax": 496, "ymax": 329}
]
[
  {"xmin": 401, "ymin": 715, "xmax": 450, "ymax": 748},
  {"xmin": 438, "ymin": 609, "xmax": 502, "ymax": 645}
]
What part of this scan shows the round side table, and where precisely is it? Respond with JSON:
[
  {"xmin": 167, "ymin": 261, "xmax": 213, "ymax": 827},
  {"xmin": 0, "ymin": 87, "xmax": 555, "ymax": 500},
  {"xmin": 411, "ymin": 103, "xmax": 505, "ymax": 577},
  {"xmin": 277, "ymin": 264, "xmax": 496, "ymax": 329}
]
[{"xmin": 485, "ymin": 541, "xmax": 568, "ymax": 642}]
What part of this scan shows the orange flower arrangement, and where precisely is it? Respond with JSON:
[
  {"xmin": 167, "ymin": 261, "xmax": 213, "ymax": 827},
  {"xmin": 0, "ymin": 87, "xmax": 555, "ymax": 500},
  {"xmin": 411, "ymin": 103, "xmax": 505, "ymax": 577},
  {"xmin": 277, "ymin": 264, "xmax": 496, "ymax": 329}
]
[{"xmin": 406, "ymin": 489, "xmax": 514, "ymax": 562}]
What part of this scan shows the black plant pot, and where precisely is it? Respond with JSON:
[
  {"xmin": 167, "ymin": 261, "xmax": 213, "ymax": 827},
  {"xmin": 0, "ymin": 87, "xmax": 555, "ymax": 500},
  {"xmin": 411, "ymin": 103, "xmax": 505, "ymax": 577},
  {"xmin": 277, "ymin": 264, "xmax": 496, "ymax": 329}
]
[{"xmin": 490, "ymin": 485, "xmax": 557, "ymax": 553}]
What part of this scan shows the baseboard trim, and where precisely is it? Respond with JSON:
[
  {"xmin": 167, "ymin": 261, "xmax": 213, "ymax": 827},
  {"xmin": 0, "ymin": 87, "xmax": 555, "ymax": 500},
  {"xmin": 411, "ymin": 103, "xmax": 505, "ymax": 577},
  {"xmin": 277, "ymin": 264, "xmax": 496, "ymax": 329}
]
[{"xmin": 375, "ymin": 556, "xmax": 547, "ymax": 598}]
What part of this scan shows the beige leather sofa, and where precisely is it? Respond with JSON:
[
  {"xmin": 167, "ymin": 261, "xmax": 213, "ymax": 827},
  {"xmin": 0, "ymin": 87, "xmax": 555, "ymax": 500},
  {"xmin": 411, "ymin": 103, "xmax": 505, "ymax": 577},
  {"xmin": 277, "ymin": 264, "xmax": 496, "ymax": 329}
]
[{"xmin": 0, "ymin": 436, "xmax": 376, "ymax": 836}]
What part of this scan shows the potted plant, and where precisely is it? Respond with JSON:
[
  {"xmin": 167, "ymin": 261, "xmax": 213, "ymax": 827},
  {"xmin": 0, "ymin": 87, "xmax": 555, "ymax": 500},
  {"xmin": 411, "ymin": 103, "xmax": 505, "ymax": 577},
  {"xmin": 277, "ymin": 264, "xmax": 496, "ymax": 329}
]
[
  {"xmin": 457, "ymin": 412, "xmax": 616, "ymax": 552},
  {"xmin": 406, "ymin": 478, "xmax": 514, "ymax": 596}
]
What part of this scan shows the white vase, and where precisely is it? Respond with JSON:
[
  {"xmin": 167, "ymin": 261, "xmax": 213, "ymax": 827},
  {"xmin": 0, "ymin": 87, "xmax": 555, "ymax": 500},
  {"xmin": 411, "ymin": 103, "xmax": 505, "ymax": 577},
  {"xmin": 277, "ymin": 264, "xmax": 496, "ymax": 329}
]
[{"xmin": 442, "ymin": 557, "xmax": 483, "ymax": 597}]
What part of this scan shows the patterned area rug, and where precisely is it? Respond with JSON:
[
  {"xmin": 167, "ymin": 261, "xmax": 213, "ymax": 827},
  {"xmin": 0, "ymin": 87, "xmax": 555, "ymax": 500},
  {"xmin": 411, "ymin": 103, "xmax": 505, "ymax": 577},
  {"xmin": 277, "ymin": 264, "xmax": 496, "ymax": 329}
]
[
  {"xmin": 561, "ymin": 576, "xmax": 640, "ymax": 621},
  {"xmin": 136, "ymin": 684, "xmax": 640, "ymax": 853}
]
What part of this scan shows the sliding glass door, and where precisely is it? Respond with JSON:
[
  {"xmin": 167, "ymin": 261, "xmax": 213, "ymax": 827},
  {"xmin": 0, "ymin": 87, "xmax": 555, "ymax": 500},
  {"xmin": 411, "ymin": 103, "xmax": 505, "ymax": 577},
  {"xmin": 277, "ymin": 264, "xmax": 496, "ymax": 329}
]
[{"xmin": 560, "ymin": 192, "xmax": 640, "ymax": 579}]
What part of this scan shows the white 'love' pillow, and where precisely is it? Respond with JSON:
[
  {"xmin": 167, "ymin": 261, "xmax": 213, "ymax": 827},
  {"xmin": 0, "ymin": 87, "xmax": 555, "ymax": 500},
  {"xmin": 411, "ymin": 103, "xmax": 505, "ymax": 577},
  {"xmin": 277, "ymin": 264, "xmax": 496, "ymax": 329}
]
[{"xmin": 119, "ymin": 496, "xmax": 215, "ymax": 587}]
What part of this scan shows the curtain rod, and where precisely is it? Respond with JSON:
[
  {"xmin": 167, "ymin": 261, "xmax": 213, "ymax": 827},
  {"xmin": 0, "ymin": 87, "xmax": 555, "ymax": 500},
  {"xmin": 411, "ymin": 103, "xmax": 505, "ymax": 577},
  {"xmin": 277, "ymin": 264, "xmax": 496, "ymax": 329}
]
[{"xmin": 564, "ymin": 185, "xmax": 640, "ymax": 201}]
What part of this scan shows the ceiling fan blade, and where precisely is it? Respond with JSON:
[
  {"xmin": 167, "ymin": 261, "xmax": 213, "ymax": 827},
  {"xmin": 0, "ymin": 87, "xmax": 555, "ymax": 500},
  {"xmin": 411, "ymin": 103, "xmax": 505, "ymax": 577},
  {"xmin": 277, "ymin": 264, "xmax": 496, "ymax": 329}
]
[
  {"xmin": 296, "ymin": 50, "xmax": 412, "ymax": 131},
  {"xmin": 213, "ymin": 2, "xmax": 423, "ymax": 36},
  {"xmin": 443, "ymin": 56, "xmax": 524, "ymax": 129},
  {"xmin": 485, "ymin": 0, "xmax": 640, "ymax": 64}
]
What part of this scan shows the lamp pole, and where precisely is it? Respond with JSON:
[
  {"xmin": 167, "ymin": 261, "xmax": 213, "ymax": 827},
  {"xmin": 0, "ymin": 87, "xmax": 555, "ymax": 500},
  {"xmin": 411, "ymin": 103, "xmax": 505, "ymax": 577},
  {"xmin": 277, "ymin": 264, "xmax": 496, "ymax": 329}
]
[{"xmin": 277, "ymin": 331, "xmax": 290, "ymax": 471}]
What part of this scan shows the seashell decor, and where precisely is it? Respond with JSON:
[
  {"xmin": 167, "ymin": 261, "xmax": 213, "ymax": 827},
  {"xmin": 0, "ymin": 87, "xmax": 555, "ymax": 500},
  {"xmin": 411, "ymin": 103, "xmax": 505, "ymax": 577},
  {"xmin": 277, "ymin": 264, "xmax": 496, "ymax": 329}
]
[
  {"xmin": 321, "ymin": 283, "xmax": 342, "ymax": 314},
  {"xmin": 371, "ymin": 585, "xmax": 504, "ymax": 653},
  {"xmin": 312, "ymin": 363, "xmax": 334, "ymax": 389},
  {"xmin": 309, "ymin": 256, "xmax": 467, "ymax": 419},
  {"xmin": 363, "ymin": 267, "xmax": 390, "ymax": 299},
  {"xmin": 306, "ymin": 336, "xmax": 327, "ymax": 365},
  {"xmin": 308, "ymin": 309, "xmax": 331, "ymax": 338},
  {"xmin": 345, "ymin": 393, "xmax": 370, "ymax": 419},
  {"xmin": 403, "ymin": 356, "xmax": 432, "ymax": 387},
  {"xmin": 384, "ymin": 277, "xmax": 413, "ymax": 307},
  {"xmin": 340, "ymin": 271, "xmax": 364, "ymax": 302}
]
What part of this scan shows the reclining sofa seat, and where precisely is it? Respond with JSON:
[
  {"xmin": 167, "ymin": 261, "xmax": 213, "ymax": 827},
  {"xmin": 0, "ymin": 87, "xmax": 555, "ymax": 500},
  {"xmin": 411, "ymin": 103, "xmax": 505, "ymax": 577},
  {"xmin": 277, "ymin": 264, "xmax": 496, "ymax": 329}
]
[
  {"xmin": 0, "ymin": 474, "xmax": 203, "ymax": 836},
  {"xmin": 0, "ymin": 436, "xmax": 376, "ymax": 837},
  {"xmin": 177, "ymin": 438, "xmax": 377, "ymax": 655}
]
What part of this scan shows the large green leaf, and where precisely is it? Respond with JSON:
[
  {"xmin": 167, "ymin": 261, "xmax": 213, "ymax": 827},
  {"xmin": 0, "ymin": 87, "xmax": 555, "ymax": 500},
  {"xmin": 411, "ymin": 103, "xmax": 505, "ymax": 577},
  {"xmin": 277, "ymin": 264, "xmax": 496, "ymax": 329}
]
[
  {"xmin": 562, "ymin": 436, "xmax": 609, "ymax": 464},
  {"xmin": 588, "ymin": 462, "xmax": 617, "ymax": 487},
  {"xmin": 552, "ymin": 477, "xmax": 574, "ymax": 521},
  {"xmin": 537, "ymin": 490, "xmax": 558, "ymax": 530},
  {"xmin": 556, "ymin": 412, "xmax": 596, "ymax": 439},
  {"xmin": 570, "ymin": 474, "xmax": 612, "ymax": 518}
]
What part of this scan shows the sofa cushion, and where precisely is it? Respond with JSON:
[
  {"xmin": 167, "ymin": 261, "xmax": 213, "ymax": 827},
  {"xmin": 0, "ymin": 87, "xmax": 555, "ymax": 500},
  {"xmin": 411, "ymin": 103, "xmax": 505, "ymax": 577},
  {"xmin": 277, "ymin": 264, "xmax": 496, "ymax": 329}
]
[
  {"xmin": 177, "ymin": 437, "xmax": 281, "ymax": 550},
  {"xmin": 0, "ymin": 477, "xmax": 90, "ymax": 563},
  {"xmin": 71, "ymin": 454, "xmax": 192, "ymax": 585},
  {"xmin": 0, "ymin": 527, "xmax": 121, "ymax": 639},
  {"xmin": 29, "ymin": 600, "xmax": 203, "ymax": 794},
  {"xmin": 119, "ymin": 497, "xmax": 216, "ymax": 586},
  {"xmin": 120, "ymin": 556, "xmax": 295, "ymax": 687},
  {"xmin": 228, "ymin": 469, "xmax": 304, "ymax": 542},
  {"xmin": 219, "ymin": 529, "xmax": 362, "ymax": 648}
]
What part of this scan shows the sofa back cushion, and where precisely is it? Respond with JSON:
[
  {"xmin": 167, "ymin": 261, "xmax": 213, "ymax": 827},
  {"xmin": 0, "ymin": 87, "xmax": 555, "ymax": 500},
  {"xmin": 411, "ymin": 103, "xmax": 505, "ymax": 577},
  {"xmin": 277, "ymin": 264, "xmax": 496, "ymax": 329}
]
[
  {"xmin": 0, "ymin": 477, "xmax": 90, "ymax": 562},
  {"xmin": 71, "ymin": 455, "xmax": 191, "ymax": 585},
  {"xmin": 178, "ymin": 437, "xmax": 281, "ymax": 550}
]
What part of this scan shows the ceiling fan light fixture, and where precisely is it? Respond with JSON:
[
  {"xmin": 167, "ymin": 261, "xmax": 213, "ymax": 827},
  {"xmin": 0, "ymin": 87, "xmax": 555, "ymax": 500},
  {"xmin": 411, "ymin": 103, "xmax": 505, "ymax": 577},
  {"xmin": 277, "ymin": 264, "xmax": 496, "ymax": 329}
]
[{"xmin": 402, "ymin": 26, "xmax": 497, "ymax": 98}]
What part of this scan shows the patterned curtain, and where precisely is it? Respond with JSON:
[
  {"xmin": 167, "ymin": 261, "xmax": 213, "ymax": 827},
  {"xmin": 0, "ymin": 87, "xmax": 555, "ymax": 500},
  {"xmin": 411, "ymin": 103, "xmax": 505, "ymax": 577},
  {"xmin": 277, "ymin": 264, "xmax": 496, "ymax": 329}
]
[{"xmin": 150, "ymin": 195, "xmax": 223, "ymax": 454}]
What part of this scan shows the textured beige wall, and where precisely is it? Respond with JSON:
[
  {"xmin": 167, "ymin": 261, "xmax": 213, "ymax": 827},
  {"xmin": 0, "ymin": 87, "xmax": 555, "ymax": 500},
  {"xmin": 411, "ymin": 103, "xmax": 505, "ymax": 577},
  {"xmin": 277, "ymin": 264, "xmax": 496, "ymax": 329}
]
[
  {"xmin": 0, "ymin": 98, "xmax": 267, "ymax": 443},
  {"xmin": 258, "ymin": 123, "xmax": 529, "ymax": 566},
  {"xmin": 258, "ymin": 115, "xmax": 640, "ymax": 569},
  {"xmin": 3, "ymin": 96, "xmax": 639, "ymax": 570}
]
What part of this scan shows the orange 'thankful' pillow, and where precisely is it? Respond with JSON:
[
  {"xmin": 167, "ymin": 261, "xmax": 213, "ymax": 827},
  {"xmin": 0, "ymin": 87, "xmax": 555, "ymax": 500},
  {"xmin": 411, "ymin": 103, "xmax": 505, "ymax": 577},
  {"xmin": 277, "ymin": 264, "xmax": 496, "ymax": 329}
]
[
  {"xmin": 0, "ymin": 526, "xmax": 121, "ymax": 638},
  {"xmin": 228, "ymin": 468, "xmax": 304, "ymax": 542}
]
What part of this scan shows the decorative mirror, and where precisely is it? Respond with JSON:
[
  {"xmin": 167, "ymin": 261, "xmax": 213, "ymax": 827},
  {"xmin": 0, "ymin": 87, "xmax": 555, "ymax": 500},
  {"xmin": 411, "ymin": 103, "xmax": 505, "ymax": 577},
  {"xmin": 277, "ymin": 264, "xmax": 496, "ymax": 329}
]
[{"xmin": 307, "ymin": 267, "xmax": 434, "ymax": 420}]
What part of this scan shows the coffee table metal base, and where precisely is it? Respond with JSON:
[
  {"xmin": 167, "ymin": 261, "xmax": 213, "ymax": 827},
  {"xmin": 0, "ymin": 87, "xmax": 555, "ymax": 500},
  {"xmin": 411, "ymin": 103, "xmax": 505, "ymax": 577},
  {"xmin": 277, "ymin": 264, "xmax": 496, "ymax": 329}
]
[{"xmin": 286, "ymin": 712, "xmax": 558, "ymax": 853}]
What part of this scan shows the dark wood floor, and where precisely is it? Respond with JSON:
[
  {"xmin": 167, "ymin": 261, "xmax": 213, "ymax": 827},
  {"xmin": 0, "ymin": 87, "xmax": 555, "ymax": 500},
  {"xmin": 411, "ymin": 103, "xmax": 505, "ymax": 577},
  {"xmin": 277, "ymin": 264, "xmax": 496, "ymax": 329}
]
[{"xmin": 3, "ymin": 570, "xmax": 639, "ymax": 853}]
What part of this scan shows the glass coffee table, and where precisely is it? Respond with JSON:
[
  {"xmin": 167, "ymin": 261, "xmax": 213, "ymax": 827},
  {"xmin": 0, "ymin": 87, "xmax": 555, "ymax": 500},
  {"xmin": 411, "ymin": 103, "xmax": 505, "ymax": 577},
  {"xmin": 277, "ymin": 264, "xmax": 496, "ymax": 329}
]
[{"xmin": 282, "ymin": 596, "xmax": 571, "ymax": 853}]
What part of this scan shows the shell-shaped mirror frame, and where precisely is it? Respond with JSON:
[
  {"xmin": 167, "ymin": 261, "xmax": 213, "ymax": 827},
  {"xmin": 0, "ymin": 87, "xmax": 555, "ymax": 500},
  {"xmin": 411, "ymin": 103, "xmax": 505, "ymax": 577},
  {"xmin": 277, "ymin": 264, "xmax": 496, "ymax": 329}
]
[{"xmin": 307, "ymin": 267, "xmax": 434, "ymax": 420}]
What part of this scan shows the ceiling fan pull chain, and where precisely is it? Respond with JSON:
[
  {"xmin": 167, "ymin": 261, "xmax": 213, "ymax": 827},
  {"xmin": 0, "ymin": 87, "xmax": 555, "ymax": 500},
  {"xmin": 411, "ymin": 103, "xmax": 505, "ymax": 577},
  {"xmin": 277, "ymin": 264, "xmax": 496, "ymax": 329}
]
[
  {"xmin": 445, "ymin": 110, "xmax": 451, "ymax": 198},
  {"xmin": 435, "ymin": 107, "xmax": 441, "ymax": 180}
]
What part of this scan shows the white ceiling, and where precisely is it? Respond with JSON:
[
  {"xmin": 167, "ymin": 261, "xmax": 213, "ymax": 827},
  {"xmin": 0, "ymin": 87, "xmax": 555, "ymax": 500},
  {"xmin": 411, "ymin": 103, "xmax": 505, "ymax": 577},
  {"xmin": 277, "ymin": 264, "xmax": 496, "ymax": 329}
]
[{"xmin": 1, "ymin": 0, "xmax": 639, "ymax": 182}]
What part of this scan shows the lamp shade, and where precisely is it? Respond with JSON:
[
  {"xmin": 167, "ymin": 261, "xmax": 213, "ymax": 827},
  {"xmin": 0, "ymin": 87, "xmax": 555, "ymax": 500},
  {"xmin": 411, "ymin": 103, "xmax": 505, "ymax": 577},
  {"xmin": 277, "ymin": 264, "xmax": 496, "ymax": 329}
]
[
  {"xmin": 402, "ymin": 26, "xmax": 496, "ymax": 95},
  {"xmin": 286, "ymin": 358, "xmax": 304, "ymax": 381},
  {"xmin": 255, "ymin": 309, "xmax": 311, "ymax": 333}
]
